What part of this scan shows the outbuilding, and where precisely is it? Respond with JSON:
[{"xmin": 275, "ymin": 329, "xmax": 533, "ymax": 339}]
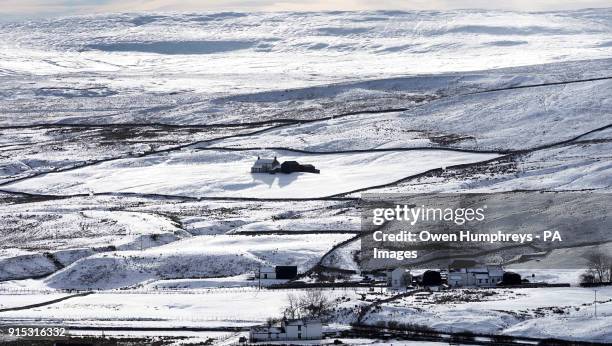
[
  {"xmin": 280, "ymin": 161, "xmax": 320, "ymax": 174},
  {"xmin": 258, "ymin": 265, "xmax": 298, "ymax": 280}
]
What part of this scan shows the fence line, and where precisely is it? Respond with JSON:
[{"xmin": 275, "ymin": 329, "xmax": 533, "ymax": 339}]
[
  {"xmin": 0, "ymin": 315, "xmax": 263, "ymax": 325},
  {"xmin": 0, "ymin": 285, "xmax": 366, "ymax": 296}
]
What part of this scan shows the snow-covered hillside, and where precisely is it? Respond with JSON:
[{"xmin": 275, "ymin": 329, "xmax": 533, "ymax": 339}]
[{"xmin": 0, "ymin": 9, "xmax": 611, "ymax": 345}]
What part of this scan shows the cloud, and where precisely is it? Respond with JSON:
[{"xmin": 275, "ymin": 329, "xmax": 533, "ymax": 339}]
[{"xmin": 0, "ymin": 0, "xmax": 610, "ymax": 18}]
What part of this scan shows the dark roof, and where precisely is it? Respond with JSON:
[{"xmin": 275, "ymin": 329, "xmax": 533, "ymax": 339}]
[
  {"xmin": 449, "ymin": 259, "xmax": 481, "ymax": 269},
  {"xmin": 275, "ymin": 265, "xmax": 298, "ymax": 279}
]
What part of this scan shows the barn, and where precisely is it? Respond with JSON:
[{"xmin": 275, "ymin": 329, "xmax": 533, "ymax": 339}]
[
  {"xmin": 275, "ymin": 265, "xmax": 298, "ymax": 279},
  {"xmin": 279, "ymin": 161, "xmax": 320, "ymax": 174},
  {"xmin": 258, "ymin": 265, "xmax": 298, "ymax": 280}
]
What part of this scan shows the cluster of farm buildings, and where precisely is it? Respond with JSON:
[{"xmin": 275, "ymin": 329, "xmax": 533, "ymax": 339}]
[
  {"xmin": 255, "ymin": 263, "xmax": 523, "ymax": 290},
  {"xmin": 386, "ymin": 264, "xmax": 521, "ymax": 290},
  {"xmin": 248, "ymin": 262, "xmax": 526, "ymax": 342}
]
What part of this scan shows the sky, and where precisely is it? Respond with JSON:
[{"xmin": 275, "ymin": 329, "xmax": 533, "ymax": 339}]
[{"xmin": 0, "ymin": 0, "xmax": 610, "ymax": 19}]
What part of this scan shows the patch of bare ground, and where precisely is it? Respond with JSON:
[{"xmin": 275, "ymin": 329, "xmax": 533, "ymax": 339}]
[{"xmin": 428, "ymin": 132, "xmax": 476, "ymax": 146}]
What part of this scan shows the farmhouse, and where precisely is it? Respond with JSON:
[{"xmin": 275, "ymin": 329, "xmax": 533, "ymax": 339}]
[
  {"xmin": 249, "ymin": 319, "xmax": 322, "ymax": 342},
  {"xmin": 448, "ymin": 264, "xmax": 504, "ymax": 287},
  {"xmin": 258, "ymin": 265, "xmax": 298, "ymax": 280},
  {"xmin": 251, "ymin": 156, "xmax": 280, "ymax": 173}
]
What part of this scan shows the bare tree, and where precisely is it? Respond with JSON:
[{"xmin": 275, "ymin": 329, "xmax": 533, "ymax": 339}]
[
  {"xmin": 298, "ymin": 290, "xmax": 334, "ymax": 318},
  {"xmin": 282, "ymin": 290, "xmax": 337, "ymax": 320},
  {"xmin": 585, "ymin": 251, "xmax": 612, "ymax": 283},
  {"xmin": 283, "ymin": 293, "xmax": 301, "ymax": 319},
  {"xmin": 580, "ymin": 269, "xmax": 597, "ymax": 284}
]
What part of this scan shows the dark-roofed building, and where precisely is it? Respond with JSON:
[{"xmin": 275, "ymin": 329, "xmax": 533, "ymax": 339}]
[
  {"xmin": 259, "ymin": 265, "xmax": 298, "ymax": 280},
  {"xmin": 280, "ymin": 161, "xmax": 320, "ymax": 174},
  {"xmin": 275, "ymin": 265, "xmax": 298, "ymax": 279}
]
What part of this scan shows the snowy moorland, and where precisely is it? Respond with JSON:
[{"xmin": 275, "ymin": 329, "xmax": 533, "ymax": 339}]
[{"xmin": 0, "ymin": 8, "xmax": 611, "ymax": 345}]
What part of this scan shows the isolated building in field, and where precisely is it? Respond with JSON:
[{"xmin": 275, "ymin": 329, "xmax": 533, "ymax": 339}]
[
  {"xmin": 249, "ymin": 319, "xmax": 322, "ymax": 342},
  {"xmin": 251, "ymin": 156, "xmax": 280, "ymax": 173},
  {"xmin": 250, "ymin": 156, "xmax": 319, "ymax": 174},
  {"xmin": 258, "ymin": 265, "xmax": 298, "ymax": 280}
]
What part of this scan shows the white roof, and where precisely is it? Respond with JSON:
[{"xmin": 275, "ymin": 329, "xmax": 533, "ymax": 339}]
[{"xmin": 253, "ymin": 158, "xmax": 278, "ymax": 166}]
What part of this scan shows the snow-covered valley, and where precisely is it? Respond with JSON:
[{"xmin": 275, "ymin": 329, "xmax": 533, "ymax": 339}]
[{"xmin": 0, "ymin": 8, "xmax": 611, "ymax": 345}]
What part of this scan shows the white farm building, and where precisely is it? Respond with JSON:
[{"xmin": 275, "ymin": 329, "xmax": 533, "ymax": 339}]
[
  {"xmin": 448, "ymin": 265, "xmax": 504, "ymax": 288},
  {"xmin": 249, "ymin": 319, "xmax": 322, "ymax": 342},
  {"xmin": 251, "ymin": 156, "xmax": 280, "ymax": 173}
]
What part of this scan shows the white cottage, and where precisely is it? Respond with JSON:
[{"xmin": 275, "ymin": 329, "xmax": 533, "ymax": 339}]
[
  {"xmin": 249, "ymin": 319, "xmax": 322, "ymax": 342},
  {"xmin": 251, "ymin": 156, "xmax": 280, "ymax": 173}
]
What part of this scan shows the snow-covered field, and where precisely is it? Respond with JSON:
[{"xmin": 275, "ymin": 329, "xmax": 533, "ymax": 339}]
[
  {"xmin": 3, "ymin": 148, "xmax": 499, "ymax": 198},
  {"xmin": 1, "ymin": 8, "xmax": 611, "ymax": 345},
  {"xmin": 0, "ymin": 292, "xmax": 70, "ymax": 309},
  {"xmin": 0, "ymin": 288, "xmax": 363, "ymax": 328},
  {"xmin": 365, "ymin": 287, "xmax": 612, "ymax": 342}
]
